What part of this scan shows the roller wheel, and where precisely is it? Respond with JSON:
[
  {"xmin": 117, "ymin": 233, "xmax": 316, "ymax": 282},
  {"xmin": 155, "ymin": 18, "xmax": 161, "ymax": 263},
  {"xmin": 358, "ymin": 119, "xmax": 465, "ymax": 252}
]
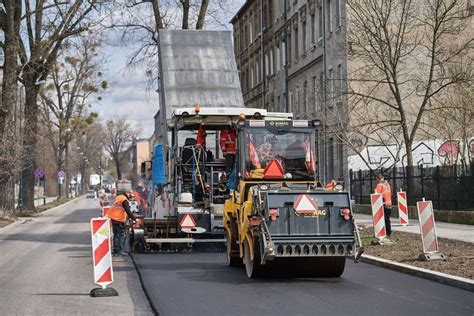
[
  {"xmin": 226, "ymin": 232, "xmax": 242, "ymax": 267},
  {"xmin": 243, "ymin": 239, "xmax": 264, "ymax": 278}
]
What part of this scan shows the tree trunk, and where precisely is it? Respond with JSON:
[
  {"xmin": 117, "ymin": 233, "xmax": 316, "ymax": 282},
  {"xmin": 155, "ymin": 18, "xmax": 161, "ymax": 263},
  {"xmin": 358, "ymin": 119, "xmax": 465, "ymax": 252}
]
[
  {"xmin": 181, "ymin": 0, "xmax": 190, "ymax": 29},
  {"xmin": 57, "ymin": 144, "xmax": 64, "ymax": 199},
  {"xmin": 196, "ymin": 0, "xmax": 209, "ymax": 29},
  {"xmin": 0, "ymin": 0, "xmax": 22, "ymax": 215},
  {"xmin": 21, "ymin": 77, "xmax": 40, "ymax": 211},
  {"xmin": 114, "ymin": 155, "xmax": 122, "ymax": 180}
]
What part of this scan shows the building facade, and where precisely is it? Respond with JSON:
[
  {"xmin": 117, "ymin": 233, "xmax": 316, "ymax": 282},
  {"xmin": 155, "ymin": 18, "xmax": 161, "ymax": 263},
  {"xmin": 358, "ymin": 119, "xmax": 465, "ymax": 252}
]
[{"xmin": 231, "ymin": 0, "xmax": 348, "ymax": 183}]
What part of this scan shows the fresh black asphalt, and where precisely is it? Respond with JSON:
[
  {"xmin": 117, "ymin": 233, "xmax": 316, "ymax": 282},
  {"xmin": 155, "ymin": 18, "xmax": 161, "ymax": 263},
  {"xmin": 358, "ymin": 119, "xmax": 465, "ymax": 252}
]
[{"xmin": 133, "ymin": 252, "xmax": 474, "ymax": 315}]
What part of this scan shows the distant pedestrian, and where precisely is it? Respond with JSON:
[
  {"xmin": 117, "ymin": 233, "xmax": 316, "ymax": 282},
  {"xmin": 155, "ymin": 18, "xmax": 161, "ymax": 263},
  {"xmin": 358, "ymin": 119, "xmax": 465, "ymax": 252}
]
[
  {"xmin": 376, "ymin": 173, "xmax": 392, "ymax": 237},
  {"xmin": 106, "ymin": 189, "xmax": 137, "ymax": 257}
]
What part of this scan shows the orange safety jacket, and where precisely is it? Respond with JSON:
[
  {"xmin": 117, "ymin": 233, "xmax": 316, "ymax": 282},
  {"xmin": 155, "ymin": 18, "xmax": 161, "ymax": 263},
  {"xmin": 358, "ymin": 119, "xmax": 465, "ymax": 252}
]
[
  {"xmin": 220, "ymin": 129, "xmax": 237, "ymax": 154},
  {"xmin": 196, "ymin": 126, "xmax": 207, "ymax": 148},
  {"xmin": 107, "ymin": 194, "xmax": 128, "ymax": 222},
  {"xmin": 376, "ymin": 181, "xmax": 392, "ymax": 207}
]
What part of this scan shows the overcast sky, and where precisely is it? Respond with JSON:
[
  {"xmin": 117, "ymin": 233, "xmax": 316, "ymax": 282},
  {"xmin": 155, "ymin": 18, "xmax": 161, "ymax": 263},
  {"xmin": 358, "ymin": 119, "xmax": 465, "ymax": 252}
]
[{"xmin": 92, "ymin": 1, "xmax": 245, "ymax": 138}]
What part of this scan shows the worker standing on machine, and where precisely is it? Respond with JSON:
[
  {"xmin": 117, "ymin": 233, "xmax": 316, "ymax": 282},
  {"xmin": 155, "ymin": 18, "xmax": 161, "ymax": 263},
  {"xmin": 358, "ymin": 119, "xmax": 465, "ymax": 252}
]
[
  {"xmin": 107, "ymin": 189, "xmax": 137, "ymax": 257},
  {"xmin": 220, "ymin": 125, "xmax": 237, "ymax": 177}
]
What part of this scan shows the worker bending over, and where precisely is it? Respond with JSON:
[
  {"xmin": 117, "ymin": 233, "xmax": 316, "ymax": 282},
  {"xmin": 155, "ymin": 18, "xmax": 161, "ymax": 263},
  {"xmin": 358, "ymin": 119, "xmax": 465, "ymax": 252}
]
[{"xmin": 106, "ymin": 189, "xmax": 137, "ymax": 257}]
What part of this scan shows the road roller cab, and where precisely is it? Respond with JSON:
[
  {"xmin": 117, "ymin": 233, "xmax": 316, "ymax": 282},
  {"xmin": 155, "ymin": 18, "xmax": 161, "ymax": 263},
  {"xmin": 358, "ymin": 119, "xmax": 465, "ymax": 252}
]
[{"xmin": 224, "ymin": 118, "xmax": 357, "ymax": 278}]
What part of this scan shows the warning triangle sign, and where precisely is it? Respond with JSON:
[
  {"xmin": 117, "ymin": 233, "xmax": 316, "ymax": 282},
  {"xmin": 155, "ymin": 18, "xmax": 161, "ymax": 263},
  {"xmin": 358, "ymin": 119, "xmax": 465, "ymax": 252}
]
[
  {"xmin": 264, "ymin": 159, "xmax": 285, "ymax": 178},
  {"xmin": 294, "ymin": 194, "xmax": 318, "ymax": 215},
  {"xmin": 180, "ymin": 214, "xmax": 196, "ymax": 229}
]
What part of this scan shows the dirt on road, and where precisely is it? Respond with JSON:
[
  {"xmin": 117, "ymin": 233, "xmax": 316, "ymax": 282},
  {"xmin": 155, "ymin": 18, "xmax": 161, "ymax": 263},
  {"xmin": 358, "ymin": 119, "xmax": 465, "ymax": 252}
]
[{"xmin": 359, "ymin": 226, "xmax": 474, "ymax": 280}]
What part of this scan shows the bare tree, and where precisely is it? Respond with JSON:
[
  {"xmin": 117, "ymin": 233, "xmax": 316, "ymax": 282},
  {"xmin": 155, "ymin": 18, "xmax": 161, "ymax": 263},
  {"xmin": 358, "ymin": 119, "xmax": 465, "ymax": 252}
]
[
  {"xmin": 104, "ymin": 117, "xmax": 141, "ymax": 180},
  {"xmin": 39, "ymin": 39, "xmax": 106, "ymax": 198},
  {"xmin": 74, "ymin": 121, "xmax": 105, "ymax": 192},
  {"xmin": 347, "ymin": 0, "xmax": 473, "ymax": 171},
  {"xmin": 0, "ymin": 1, "xmax": 22, "ymax": 213},
  {"xmin": 423, "ymin": 84, "xmax": 473, "ymax": 173},
  {"xmin": 16, "ymin": 0, "xmax": 110, "ymax": 210}
]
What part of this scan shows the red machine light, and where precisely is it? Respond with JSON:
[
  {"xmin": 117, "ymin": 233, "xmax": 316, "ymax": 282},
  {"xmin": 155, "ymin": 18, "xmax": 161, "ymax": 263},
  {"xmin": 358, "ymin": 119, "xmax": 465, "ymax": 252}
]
[{"xmin": 340, "ymin": 208, "xmax": 351, "ymax": 220}]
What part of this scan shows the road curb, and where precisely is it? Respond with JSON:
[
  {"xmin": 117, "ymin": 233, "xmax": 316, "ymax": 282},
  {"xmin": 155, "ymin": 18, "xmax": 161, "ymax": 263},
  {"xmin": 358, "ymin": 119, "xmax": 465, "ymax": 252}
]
[
  {"xmin": 360, "ymin": 254, "xmax": 474, "ymax": 292},
  {"xmin": 0, "ymin": 219, "xmax": 26, "ymax": 233}
]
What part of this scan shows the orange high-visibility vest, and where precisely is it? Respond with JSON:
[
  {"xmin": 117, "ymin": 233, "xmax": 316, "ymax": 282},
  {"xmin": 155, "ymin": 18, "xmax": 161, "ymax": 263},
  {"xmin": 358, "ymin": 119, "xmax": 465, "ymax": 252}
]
[
  {"xmin": 107, "ymin": 194, "xmax": 128, "ymax": 222},
  {"xmin": 305, "ymin": 142, "xmax": 316, "ymax": 173},
  {"xmin": 196, "ymin": 126, "xmax": 207, "ymax": 148},
  {"xmin": 248, "ymin": 137, "xmax": 261, "ymax": 169},
  {"xmin": 376, "ymin": 182, "xmax": 392, "ymax": 207}
]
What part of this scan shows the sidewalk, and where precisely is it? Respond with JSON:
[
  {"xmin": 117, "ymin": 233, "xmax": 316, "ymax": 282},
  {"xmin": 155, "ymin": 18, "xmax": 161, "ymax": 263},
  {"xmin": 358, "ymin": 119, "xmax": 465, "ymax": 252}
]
[
  {"xmin": 14, "ymin": 196, "xmax": 58, "ymax": 209},
  {"xmin": 355, "ymin": 214, "xmax": 474, "ymax": 243}
]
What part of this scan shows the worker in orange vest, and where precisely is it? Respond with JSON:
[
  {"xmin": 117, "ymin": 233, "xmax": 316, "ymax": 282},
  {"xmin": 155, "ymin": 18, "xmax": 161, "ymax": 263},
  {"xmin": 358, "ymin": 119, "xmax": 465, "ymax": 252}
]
[
  {"xmin": 376, "ymin": 173, "xmax": 393, "ymax": 237},
  {"xmin": 196, "ymin": 125, "xmax": 207, "ymax": 149},
  {"xmin": 107, "ymin": 189, "xmax": 137, "ymax": 257},
  {"xmin": 325, "ymin": 179, "xmax": 337, "ymax": 190},
  {"xmin": 220, "ymin": 126, "xmax": 237, "ymax": 176}
]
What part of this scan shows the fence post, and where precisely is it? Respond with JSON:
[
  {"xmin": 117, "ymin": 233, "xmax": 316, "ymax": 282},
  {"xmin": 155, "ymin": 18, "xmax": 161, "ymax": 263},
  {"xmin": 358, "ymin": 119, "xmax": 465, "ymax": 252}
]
[
  {"xmin": 369, "ymin": 169, "xmax": 373, "ymax": 195},
  {"xmin": 359, "ymin": 169, "xmax": 363, "ymax": 204},
  {"xmin": 454, "ymin": 165, "xmax": 458, "ymax": 210},
  {"xmin": 420, "ymin": 164, "xmax": 424, "ymax": 198},
  {"xmin": 436, "ymin": 166, "xmax": 441, "ymax": 210},
  {"xmin": 392, "ymin": 167, "xmax": 397, "ymax": 200},
  {"xmin": 349, "ymin": 169, "xmax": 353, "ymax": 197}
]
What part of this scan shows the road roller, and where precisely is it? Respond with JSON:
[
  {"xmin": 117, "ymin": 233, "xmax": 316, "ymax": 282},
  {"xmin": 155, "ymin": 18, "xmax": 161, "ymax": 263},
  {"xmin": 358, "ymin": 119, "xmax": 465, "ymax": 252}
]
[{"xmin": 224, "ymin": 117, "xmax": 358, "ymax": 278}]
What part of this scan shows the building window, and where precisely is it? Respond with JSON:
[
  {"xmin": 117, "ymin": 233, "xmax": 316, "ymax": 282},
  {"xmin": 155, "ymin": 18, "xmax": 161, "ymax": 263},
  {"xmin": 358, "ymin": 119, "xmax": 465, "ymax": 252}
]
[
  {"xmin": 337, "ymin": 63, "xmax": 343, "ymax": 99},
  {"xmin": 338, "ymin": 139, "xmax": 344, "ymax": 179},
  {"xmin": 328, "ymin": 67, "xmax": 333, "ymax": 105},
  {"xmin": 328, "ymin": 138, "xmax": 334, "ymax": 180},
  {"xmin": 295, "ymin": 26, "xmax": 299, "ymax": 58},
  {"xmin": 336, "ymin": 0, "xmax": 342, "ymax": 28},
  {"xmin": 269, "ymin": 48, "xmax": 274, "ymax": 75},
  {"xmin": 249, "ymin": 20, "xmax": 253, "ymax": 43},
  {"xmin": 276, "ymin": 42, "xmax": 280, "ymax": 72},
  {"xmin": 281, "ymin": 39, "xmax": 286, "ymax": 67},
  {"xmin": 318, "ymin": 3, "xmax": 323, "ymax": 40},
  {"xmin": 303, "ymin": 81, "xmax": 308, "ymax": 117},
  {"xmin": 289, "ymin": 91, "xmax": 294, "ymax": 112},
  {"xmin": 311, "ymin": 14, "xmax": 315, "ymax": 44},
  {"xmin": 250, "ymin": 65, "xmax": 254, "ymax": 88},
  {"xmin": 319, "ymin": 71, "xmax": 325, "ymax": 106},
  {"xmin": 302, "ymin": 21, "xmax": 307, "ymax": 52},
  {"xmin": 288, "ymin": 33, "xmax": 292, "ymax": 62},
  {"xmin": 326, "ymin": 0, "xmax": 333, "ymax": 33},
  {"xmin": 312, "ymin": 76, "xmax": 318, "ymax": 113}
]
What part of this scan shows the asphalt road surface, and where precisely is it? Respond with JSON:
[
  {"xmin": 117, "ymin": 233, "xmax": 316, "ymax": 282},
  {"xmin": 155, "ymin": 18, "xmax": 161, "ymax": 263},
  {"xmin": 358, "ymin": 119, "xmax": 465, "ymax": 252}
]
[
  {"xmin": 133, "ymin": 252, "xmax": 474, "ymax": 316},
  {"xmin": 0, "ymin": 197, "xmax": 153, "ymax": 315}
]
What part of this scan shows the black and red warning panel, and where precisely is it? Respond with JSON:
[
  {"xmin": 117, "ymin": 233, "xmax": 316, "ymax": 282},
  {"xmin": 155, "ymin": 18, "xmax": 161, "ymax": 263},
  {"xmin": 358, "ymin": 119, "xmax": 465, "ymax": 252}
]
[{"xmin": 177, "ymin": 211, "xmax": 210, "ymax": 234}]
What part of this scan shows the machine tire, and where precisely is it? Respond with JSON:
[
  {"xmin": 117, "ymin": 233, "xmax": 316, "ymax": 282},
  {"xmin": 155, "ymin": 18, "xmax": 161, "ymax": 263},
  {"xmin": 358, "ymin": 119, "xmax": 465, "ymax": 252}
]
[
  {"xmin": 226, "ymin": 232, "xmax": 242, "ymax": 267},
  {"xmin": 243, "ymin": 238, "xmax": 263, "ymax": 278}
]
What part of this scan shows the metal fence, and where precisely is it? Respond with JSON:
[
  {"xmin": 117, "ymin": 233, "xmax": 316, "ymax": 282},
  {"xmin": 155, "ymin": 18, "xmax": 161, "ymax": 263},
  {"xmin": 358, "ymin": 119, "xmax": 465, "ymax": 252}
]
[{"xmin": 349, "ymin": 164, "xmax": 474, "ymax": 211}]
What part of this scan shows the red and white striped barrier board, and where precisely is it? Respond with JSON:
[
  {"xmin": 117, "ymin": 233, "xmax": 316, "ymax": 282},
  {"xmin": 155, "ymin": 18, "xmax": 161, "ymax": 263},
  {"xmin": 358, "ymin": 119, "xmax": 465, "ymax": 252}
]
[
  {"xmin": 397, "ymin": 191, "xmax": 409, "ymax": 226},
  {"xmin": 370, "ymin": 193, "xmax": 386, "ymax": 239},
  {"xmin": 91, "ymin": 218, "xmax": 113, "ymax": 288},
  {"xmin": 416, "ymin": 200, "xmax": 439, "ymax": 253}
]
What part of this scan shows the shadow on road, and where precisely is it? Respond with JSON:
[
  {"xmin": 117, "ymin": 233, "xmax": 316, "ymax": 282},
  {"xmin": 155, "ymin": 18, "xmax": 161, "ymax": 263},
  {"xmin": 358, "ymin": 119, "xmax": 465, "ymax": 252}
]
[
  {"xmin": 54, "ymin": 209, "xmax": 99, "ymax": 224},
  {"xmin": 31, "ymin": 293, "xmax": 90, "ymax": 296},
  {"xmin": 0, "ymin": 231, "xmax": 90, "ymax": 245}
]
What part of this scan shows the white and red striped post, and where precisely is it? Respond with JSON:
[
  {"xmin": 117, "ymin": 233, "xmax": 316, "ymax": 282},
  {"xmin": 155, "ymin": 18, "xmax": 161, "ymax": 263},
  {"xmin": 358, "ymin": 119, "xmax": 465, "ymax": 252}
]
[
  {"xmin": 370, "ymin": 193, "xmax": 386, "ymax": 240},
  {"xmin": 416, "ymin": 199, "xmax": 445, "ymax": 261},
  {"xmin": 90, "ymin": 217, "xmax": 118, "ymax": 297},
  {"xmin": 397, "ymin": 190, "xmax": 409, "ymax": 226}
]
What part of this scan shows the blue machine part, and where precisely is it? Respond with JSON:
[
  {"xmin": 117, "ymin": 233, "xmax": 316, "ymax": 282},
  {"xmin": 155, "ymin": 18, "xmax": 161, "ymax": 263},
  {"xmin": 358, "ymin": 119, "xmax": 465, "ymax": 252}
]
[{"xmin": 152, "ymin": 144, "xmax": 166, "ymax": 187}]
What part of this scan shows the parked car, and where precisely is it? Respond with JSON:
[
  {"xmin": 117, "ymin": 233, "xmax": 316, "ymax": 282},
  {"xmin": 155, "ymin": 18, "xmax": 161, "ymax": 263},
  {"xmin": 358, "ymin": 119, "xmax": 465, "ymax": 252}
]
[{"xmin": 86, "ymin": 190, "xmax": 95, "ymax": 199}]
